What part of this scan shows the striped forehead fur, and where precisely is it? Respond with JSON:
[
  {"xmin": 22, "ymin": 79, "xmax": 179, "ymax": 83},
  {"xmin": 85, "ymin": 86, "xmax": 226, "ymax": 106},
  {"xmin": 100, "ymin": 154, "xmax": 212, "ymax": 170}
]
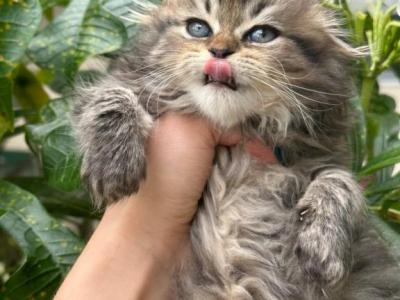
[{"xmin": 125, "ymin": 0, "xmax": 346, "ymax": 38}]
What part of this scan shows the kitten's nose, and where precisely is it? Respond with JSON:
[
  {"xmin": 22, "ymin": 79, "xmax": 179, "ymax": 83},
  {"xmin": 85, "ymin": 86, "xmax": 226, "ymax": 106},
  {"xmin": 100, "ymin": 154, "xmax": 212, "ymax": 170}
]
[{"xmin": 209, "ymin": 48, "xmax": 234, "ymax": 59}]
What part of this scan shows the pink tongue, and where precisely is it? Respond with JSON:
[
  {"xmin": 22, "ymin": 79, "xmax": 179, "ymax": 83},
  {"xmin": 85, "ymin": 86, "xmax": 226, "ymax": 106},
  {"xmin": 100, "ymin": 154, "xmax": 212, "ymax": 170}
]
[{"xmin": 204, "ymin": 59, "xmax": 232, "ymax": 82}]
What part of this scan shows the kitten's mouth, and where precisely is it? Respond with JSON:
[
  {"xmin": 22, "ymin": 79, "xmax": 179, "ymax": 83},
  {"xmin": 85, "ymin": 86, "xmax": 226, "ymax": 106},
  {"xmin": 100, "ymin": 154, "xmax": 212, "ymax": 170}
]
[
  {"xmin": 203, "ymin": 59, "xmax": 237, "ymax": 91},
  {"xmin": 204, "ymin": 74, "xmax": 237, "ymax": 90}
]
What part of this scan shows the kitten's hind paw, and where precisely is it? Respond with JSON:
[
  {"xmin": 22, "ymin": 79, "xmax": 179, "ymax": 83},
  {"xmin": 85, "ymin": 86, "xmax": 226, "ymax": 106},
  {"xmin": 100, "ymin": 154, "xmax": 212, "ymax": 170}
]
[
  {"xmin": 293, "ymin": 203, "xmax": 350, "ymax": 286},
  {"xmin": 292, "ymin": 169, "xmax": 364, "ymax": 287},
  {"xmin": 294, "ymin": 236, "xmax": 347, "ymax": 286},
  {"xmin": 74, "ymin": 87, "xmax": 153, "ymax": 207}
]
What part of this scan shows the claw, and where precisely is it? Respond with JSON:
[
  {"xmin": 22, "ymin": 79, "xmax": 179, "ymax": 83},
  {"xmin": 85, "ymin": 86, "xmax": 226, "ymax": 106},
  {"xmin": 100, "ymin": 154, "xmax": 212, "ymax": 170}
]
[{"xmin": 299, "ymin": 208, "xmax": 310, "ymax": 222}]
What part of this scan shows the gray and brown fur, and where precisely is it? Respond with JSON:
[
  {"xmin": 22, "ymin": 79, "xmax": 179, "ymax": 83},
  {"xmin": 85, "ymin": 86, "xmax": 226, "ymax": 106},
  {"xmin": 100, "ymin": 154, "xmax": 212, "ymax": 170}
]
[{"xmin": 72, "ymin": 0, "xmax": 400, "ymax": 299}]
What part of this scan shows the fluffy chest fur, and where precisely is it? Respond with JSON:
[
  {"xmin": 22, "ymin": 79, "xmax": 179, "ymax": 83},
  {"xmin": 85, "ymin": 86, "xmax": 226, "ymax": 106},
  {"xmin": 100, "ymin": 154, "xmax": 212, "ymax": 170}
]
[
  {"xmin": 175, "ymin": 148, "xmax": 399, "ymax": 300},
  {"xmin": 178, "ymin": 147, "xmax": 304, "ymax": 299}
]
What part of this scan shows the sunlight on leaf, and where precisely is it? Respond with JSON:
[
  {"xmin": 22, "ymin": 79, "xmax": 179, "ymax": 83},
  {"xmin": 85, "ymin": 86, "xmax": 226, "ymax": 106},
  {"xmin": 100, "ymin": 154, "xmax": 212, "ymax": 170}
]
[
  {"xmin": 0, "ymin": 180, "xmax": 83, "ymax": 300},
  {"xmin": 26, "ymin": 98, "xmax": 81, "ymax": 191},
  {"xmin": 9, "ymin": 178, "xmax": 96, "ymax": 219},
  {"xmin": 0, "ymin": 0, "xmax": 42, "ymax": 139},
  {"xmin": 28, "ymin": 0, "xmax": 127, "ymax": 90},
  {"xmin": 359, "ymin": 147, "xmax": 400, "ymax": 176}
]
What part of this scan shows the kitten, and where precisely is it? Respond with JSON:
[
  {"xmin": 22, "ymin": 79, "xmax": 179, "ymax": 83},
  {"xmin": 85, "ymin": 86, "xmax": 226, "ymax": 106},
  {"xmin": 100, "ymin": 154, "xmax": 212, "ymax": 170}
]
[{"xmin": 73, "ymin": 0, "xmax": 400, "ymax": 299}]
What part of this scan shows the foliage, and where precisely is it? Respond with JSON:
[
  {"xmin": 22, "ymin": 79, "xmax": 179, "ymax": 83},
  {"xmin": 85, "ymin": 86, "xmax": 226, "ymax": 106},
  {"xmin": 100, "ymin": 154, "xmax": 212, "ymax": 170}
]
[
  {"xmin": 323, "ymin": 0, "xmax": 400, "ymax": 237},
  {"xmin": 0, "ymin": 180, "xmax": 84, "ymax": 299},
  {"xmin": 0, "ymin": 0, "xmax": 399, "ymax": 298},
  {"xmin": 0, "ymin": 0, "xmax": 156, "ymax": 298}
]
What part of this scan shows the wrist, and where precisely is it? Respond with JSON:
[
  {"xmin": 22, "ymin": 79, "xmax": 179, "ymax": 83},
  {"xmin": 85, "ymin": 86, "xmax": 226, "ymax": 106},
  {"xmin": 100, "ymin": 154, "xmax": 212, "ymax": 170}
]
[
  {"xmin": 55, "ymin": 196, "xmax": 185, "ymax": 300},
  {"xmin": 105, "ymin": 194, "xmax": 190, "ymax": 268},
  {"xmin": 134, "ymin": 181, "xmax": 200, "ymax": 232}
]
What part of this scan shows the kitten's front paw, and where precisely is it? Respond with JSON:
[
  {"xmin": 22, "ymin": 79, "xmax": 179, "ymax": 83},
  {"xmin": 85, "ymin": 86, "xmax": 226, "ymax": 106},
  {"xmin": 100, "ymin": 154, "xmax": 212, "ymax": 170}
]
[
  {"xmin": 74, "ymin": 87, "xmax": 153, "ymax": 207},
  {"xmin": 294, "ymin": 201, "xmax": 350, "ymax": 286}
]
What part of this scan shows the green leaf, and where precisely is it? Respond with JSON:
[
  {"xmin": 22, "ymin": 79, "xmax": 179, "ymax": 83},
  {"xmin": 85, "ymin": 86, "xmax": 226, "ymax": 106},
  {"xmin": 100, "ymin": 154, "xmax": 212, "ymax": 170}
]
[
  {"xmin": 0, "ymin": 180, "xmax": 84, "ymax": 300},
  {"xmin": 363, "ymin": 92, "xmax": 400, "ymax": 183},
  {"xmin": 368, "ymin": 110, "xmax": 400, "ymax": 183},
  {"xmin": 365, "ymin": 173, "xmax": 400, "ymax": 197},
  {"xmin": 369, "ymin": 94, "xmax": 397, "ymax": 115},
  {"xmin": 359, "ymin": 146, "xmax": 400, "ymax": 176},
  {"xmin": 386, "ymin": 201, "xmax": 400, "ymax": 223},
  {"xmin": 0, "ymin": 227, "xmax": 23, "ymax": 280},
  {"xmin": 388, "ymin": 21, "xmax": 400, "ymax": 29},
  {"xmin": 13, "ymin": 65, "xmax": 49, "ymax": 117},
  {"xmin": 39, "ymin": 0, "xmax": 70, "ymax": 10},
  {"xmin": 0, "ymin": 0, "xmax": 42, "ymax": 139},
  {"xmin": 28, "ymin": 0, "xmax": 127, "ymax": 90},
  {"xmin": 349, "ymin": 96, "xmax": 367, "ymax": 172},
  {"xmin": 393, "ymin": 63, "xmax": 400, "ymax": 79},
  {"xmin": 0, "ymin": 0, "xmax": 42, "ymax": 77},
  {"xmin": 366, "ymin": 112, "xmax": 380, "ymax": 159},
  {"xmin": 8, "ymin": 178, "xmax": 97, "ymax": 219},
  {"xmin": 0, "ymin": 76, "xmax": 13, "ymax": 139},
  {"xmin": 26, "ymin": 98, "xmax": 82, "ymax": 191},
  {"xmin": 379, "ymin": 195, "xmax": 400, "ymax": 223}
]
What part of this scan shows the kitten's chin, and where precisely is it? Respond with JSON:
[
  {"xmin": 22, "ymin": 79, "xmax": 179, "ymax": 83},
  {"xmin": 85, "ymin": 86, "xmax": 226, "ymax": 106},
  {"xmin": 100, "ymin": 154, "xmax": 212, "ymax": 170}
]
[{"xmin": 190, "ymin": 85, "xmax": 261, "ymax": 129}]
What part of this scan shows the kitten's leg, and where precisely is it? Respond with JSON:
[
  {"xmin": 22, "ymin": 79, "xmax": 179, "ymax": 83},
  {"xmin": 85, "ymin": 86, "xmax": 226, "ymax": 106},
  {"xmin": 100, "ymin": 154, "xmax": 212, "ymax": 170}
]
[
  {"xmin": 294, "ymin": 168, "xmax": 365, "ymax": 286},
  {"xmin": 73, "ymin": 82, "xmax": 153, "ymax": 207}
]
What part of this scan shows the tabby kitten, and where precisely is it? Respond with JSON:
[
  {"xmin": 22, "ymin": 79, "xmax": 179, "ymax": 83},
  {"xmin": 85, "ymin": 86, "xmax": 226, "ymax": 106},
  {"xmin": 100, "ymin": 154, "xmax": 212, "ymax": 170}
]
[{"xmin": 73, "ymin": 0, "xmax": 400, "ymax": 299}]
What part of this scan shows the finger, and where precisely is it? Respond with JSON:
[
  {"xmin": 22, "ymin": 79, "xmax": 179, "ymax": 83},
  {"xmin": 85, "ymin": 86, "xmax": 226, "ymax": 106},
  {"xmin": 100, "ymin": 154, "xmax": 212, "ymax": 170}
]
[
  {"xmin": 215, "ymin": 126, "xmax": 243, "ymax": 146},
  {"xmin": 218, "ymin": 131, "xmax": 243, "ymax": 146}
]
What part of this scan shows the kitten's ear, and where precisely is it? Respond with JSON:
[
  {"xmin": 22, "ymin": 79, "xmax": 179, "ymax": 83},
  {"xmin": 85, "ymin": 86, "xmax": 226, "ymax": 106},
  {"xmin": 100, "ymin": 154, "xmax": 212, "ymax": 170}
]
[
  {"xmin": 125, "ymin": 0, "xmax": 159, "ymax": 24},
  {"xmin": 329, "ymin": 33, "xmax": 369, "ymax": 58},
  {"xmin": 329, "ymin": 34, "xmax": 369, "ymax": 58}
]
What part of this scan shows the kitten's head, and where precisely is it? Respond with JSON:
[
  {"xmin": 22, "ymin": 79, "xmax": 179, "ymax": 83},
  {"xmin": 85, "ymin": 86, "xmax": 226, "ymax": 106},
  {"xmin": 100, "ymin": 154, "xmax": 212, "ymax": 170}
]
[{"xmin": 130, "ymin": 0, "xmax": 357, "ymax": 131}]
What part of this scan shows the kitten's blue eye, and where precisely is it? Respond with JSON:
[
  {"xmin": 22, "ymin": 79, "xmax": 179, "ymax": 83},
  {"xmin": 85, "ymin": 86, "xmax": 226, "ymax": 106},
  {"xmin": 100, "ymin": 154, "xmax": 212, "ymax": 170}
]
[
  {"xmin": 246, "ymin": 26, "xmax": 279, "ymax": 43},
  {"xmin": 186, "ymin": 19, "xmax": 212, "ymax": 38}
]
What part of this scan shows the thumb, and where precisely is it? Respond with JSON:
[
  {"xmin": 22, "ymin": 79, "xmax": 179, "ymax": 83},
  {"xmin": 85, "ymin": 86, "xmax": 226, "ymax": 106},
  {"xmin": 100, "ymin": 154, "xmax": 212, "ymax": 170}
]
[{"xmin": 215, "ymin": 127, "xmax": 243, "ymax": 146}]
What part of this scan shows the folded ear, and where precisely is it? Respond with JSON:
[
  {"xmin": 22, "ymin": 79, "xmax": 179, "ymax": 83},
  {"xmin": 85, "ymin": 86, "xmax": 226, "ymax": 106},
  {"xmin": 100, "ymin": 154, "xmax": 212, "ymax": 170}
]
[
  {"xmin": 329, "ymin": 34, "xmax": 369, "ymax": 58},
  {"xmin": 124, "ymin": 0, "xmax": 159, "ymax": 25},
  {"xmin": 321, "ymin": 8, "xmax": 368, "ymax": 58}
]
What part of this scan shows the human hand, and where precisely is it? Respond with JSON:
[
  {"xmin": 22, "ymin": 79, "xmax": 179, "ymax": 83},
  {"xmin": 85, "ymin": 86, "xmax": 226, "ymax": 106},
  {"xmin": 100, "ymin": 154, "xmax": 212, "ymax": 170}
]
[
  {"xmin": 134, "ymin": 113, "xmax": 277, "ymax": 237},
  {"xmin": 55, "ymin": 112, "xmax": 277, "ymax": 300},
  {"xmin": 117, "ymin": 113, "xmax": 277, "ymax": 261}
]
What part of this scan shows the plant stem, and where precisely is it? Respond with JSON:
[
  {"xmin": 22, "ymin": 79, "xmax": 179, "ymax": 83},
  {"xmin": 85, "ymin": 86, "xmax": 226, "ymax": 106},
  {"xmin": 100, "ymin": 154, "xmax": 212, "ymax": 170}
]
[{"xmin": 361, "ymin": 76, "xmax": 376, "ymax": 112}]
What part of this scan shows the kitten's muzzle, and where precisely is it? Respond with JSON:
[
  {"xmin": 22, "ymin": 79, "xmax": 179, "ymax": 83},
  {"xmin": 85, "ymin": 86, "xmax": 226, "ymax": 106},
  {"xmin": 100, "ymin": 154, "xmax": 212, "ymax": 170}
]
[
  {"xmin": 204, "ymin": 74, "xmax": 237, "ymax": 90},
  {"xmin": 204, "ymin": 58, "xmax": 237, "ymax": 91}
]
